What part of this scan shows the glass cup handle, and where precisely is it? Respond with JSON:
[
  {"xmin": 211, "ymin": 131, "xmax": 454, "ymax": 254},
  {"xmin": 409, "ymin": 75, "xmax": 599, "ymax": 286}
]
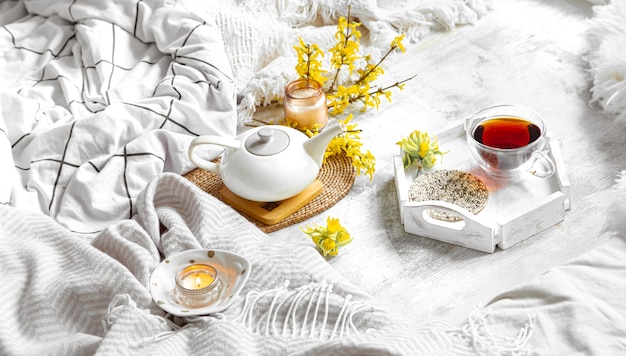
[{"xmin": 528, "ymin": 150, "xmax": 555, "ymax": 178}]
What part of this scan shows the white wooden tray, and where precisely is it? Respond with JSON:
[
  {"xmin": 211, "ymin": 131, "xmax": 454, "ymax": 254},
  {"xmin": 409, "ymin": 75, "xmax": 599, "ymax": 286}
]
[{"xmin": 393, "ymin": 122, "xmax": 571, "ymax": 253}]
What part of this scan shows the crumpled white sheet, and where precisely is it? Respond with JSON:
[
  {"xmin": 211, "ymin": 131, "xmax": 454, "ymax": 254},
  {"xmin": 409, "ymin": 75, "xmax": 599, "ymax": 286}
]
[
  {"xmin": 481, "ymin": 172, "xmax": 626, "ymax": 355},
  {"xmin": 482, "ymin": 235, "xmax": 626, "ymax": 355},
  {"xmin": 0, "ymin": 0, "xmax": 237, "ymax": 233}
]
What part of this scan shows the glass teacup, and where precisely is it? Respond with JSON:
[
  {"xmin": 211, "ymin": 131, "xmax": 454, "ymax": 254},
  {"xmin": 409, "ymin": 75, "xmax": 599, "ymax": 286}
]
[{"xmin": 466, "ymin": 105, "xmax": 555, "ymax": 179}]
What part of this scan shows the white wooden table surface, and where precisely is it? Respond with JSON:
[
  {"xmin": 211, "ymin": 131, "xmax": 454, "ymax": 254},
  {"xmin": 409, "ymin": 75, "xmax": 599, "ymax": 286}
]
[{"xmin": 267, "ymin": 0, "xmax": 626, "ymax": 326}]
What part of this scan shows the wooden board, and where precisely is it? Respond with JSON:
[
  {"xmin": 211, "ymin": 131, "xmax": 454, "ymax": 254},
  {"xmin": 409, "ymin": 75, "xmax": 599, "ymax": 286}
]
[{"xmin": 220, "ymin": 180, "xmax": 324, "ymax": 225}]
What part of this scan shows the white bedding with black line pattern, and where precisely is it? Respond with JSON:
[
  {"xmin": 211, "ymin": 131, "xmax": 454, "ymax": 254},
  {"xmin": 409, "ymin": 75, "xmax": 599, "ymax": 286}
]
[{"xmin": 0, "ymin": 0, "xmax": 237, "ymax": 234}]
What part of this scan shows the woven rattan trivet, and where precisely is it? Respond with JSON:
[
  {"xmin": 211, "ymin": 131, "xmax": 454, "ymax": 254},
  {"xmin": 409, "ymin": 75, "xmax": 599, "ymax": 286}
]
[
  {"xmin": 183, "ymin": 154, "xmax": 356, "ymax": 233},
  {"xmin": 408, "ymin": 169, "xmax": 489, "ymax": 221}
]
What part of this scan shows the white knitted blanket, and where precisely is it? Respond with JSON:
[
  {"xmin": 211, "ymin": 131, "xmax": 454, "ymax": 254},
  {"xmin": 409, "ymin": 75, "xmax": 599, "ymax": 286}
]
[
  {"xmin": 175, "ymin": 0, "xmax": 497, "ymax": 126},
  {"xmin": 0, "ymin": 173, "xmax": 532, "ymax": 355}
]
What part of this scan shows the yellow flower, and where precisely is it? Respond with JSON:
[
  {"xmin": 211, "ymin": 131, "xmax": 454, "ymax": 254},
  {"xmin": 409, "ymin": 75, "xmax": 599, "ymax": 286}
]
[
  {"xmin": 391, "ymin": 34, "xmax": 406, "ymax": 53},
  {"xmin": 287, "ymin": 6, "xmax": 415, "ymax": 180},
  {"xmin": 397, "ymin": 130, "xmax": 446, "ymax": 170},
  {"xmin": 320, "ymin": 115, "xmax": 376, "ymax": 180},
  {"xmin": 301, "ymin": 216, "xmax": 353, "ymax": 257},
  {"xmin": 294, "ymin": 9, "xmax": 412, "ymax": 116},
  {"xmin": 294, "ymin": 37, "xmax": 327, "ymax": 85},
  {"xmin": 322, "ymin": 238, "xmax": 336, "ymax": 252},
  {"xmin": 327, "ymin": 217, "xmax": 341, "ymax": 233},
  {"xmin": 418, "ymin": 141, "xmax": 430, "ymax": 158}
]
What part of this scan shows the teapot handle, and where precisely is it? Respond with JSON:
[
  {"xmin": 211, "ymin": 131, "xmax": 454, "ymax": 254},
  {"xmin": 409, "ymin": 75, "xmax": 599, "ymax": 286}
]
[{"xmin": 188, "ymin": 136, "xmax": 241, "ymax": 173}]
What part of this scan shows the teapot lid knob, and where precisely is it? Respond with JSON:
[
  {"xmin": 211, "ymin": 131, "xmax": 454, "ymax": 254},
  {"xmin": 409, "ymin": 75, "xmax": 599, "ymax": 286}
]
[
  {"xmin": 244, "ymin": 127, "xmax": 290, "ymax": 156},
  {"xmin": 258, "ymin": 127, "xmax": 273, "ymax": 143}
]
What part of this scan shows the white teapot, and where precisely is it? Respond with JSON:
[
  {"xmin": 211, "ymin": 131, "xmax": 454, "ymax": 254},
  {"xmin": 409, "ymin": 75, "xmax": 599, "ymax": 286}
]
[{"xmin": 188, "ymin": 123, "xmax": 345, "ymax": 202}]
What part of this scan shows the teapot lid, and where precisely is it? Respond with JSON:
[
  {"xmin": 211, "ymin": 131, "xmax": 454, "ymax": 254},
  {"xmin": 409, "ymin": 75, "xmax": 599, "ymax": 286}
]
[{"xmin": 244, "ymin": 127, "xmax": 290, "ymax": 156}]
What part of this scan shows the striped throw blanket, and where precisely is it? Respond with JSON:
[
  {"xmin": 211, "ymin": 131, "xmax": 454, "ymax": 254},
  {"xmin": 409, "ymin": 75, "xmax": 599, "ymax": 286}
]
[{"xmin": 0, "ymin": 173, "xmax": 533, "ymax": 355}]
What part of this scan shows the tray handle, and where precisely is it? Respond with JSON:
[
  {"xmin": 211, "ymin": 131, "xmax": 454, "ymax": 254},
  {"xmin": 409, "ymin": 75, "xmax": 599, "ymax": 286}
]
[{"xmin": 403, "ymin": 200, "xmax": 499, "ymax": 253}]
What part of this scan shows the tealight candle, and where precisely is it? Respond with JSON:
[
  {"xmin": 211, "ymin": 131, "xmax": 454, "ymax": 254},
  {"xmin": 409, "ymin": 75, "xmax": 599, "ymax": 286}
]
[
  {"xmin": 175, "ymin": 264, "xmax": 222, "ymax": 308},
  {"xmin": 283, "ymin": 78, "xmax": 328, "ymax": 130}
]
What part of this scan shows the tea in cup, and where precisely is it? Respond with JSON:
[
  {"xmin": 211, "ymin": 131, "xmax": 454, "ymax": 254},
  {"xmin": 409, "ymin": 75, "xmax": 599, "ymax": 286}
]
[{"xmin": 466, "ymin": 105, "xmax": 555, "ymax": 179}]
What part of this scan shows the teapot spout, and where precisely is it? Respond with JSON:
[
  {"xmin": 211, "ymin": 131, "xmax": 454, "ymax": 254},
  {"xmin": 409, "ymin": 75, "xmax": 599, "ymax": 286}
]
[{"xmin": 303, "ymin": 122, "xmax": 346, "ymax": 168}]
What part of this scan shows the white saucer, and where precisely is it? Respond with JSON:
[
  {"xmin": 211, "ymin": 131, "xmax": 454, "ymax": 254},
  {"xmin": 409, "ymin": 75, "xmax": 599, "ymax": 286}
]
[{"xmin": 149, "ymin": 249, "xmax": 251, "ymax": 316}]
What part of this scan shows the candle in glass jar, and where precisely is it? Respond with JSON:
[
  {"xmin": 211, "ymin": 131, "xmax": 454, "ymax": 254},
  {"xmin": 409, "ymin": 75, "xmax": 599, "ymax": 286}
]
[
  {"xmin": 180, "ymin": 270, "xmax": 215, "ymax": 290},
  {"xmin": 175, "ymin": 264, "xmax": 222, "ymax": 308},
  {"xmin": 283, "ymin": 78, "xmax": 328, "ymax": 130}
]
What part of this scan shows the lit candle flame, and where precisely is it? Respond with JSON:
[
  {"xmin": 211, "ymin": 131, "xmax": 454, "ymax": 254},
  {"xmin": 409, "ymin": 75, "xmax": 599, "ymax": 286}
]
[{"xmin": 196, "ymin": 276, "xmax": 201, "ymax": 288}]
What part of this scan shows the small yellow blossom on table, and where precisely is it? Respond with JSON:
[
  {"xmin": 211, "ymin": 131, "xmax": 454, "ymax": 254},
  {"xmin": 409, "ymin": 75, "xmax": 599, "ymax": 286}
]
[{"xmin": 301, "ymin": 217, "xmax": 352, "ymax": 257}]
